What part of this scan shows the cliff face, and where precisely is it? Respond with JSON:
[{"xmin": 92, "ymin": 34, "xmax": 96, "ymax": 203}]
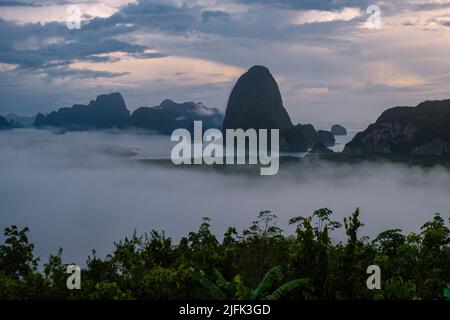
[
  {"xmin": 223, "ymin": 66, "xmax": 293, "ymax": 130},
  {"xmin": 344, "ymin": 100, "xmax": 450, "ymax": 155}
]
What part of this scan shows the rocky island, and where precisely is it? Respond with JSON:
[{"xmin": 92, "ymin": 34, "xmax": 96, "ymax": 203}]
[
  {"xmin": 344, "ymin": 99, "xmax": 450, "ymax": 155},
  {"xmin": 35, "ymin": 92, "xmax": 130, "ymax": 130},
  {"xmin": 32, "ymin": 65, "xmax": 334, "ymax": 153},
  {"xmin": 34, "ymin": 93, "xmax": 222, "ymax": 135},
  {"xmin": 222, "ymin": 66, "xmax": 334, "ymax": 152},
  {"xmin": 130, "ymin": 99, "xmax": 222, "ymax": 134}
]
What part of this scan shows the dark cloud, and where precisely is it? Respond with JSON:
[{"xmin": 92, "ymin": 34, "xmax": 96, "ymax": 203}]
[
  {"xmin": 234, "ymin": 0, "xmax": 373, "ymax": 10},
  {"xmin": 43, "ymin": 67, "xmax": 130, "ymax": 79},
  {"xmin": 0, "ymin": 14, "xmax": 167, "ymax": 80},
  {"xmin": 415, "ymin": 2, "xmax": 450, "ymax": 11},
  {"xmin": 1, "ymin": 0, "xmax": 101, "ymax": 4},
  {"xmin": 0, "ymin": 37, "xmax": 148, "ymax": 68},
  {"xmin": 0, "ymin": 1, "xmax": 41, "ymax": 7},
  {"xmin": 0, "ymin": 0, "xmax": 363, "ymax": 73},
  {"xmin": 202, "ymin": 10, "xmax": 231, "ymax": 22}
]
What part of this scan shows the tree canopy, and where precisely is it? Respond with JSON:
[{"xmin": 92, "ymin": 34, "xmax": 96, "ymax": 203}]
[{"xmin": 0, "ymin": 208, "xmax": 449, "ymax": 300}]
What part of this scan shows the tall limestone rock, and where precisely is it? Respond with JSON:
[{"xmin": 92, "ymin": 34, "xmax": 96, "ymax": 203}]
[
  {"xmin": 223, "ymin": 66, "xmax": 293, "ymax": 130},
  {"xmin": 222, "ymin": 66, "xmax": 334, "ymax": 151}
]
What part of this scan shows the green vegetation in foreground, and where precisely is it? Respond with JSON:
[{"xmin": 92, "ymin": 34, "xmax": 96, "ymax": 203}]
[{"xmin": 0, "ymin": 209, "xmax": 449, "ymax": 300}]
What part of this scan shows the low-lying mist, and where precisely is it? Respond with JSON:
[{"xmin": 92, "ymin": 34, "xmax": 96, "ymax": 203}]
[{"xmin": 1, "ymin": 129, "xmax": 450, "ymax": 265}]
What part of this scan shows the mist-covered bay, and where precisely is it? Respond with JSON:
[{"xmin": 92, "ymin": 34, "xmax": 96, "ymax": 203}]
[{"xmin": 1, "ymin": 129, "xmax": 450, "ymax": 265}]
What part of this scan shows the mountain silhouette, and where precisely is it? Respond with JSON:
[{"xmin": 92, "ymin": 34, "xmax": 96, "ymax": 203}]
[
  {"xmin": 32, "ymin": 66, "xmax": 336, "ymax": 151},
  {"xmin": 223, "ymin": 65, "xmax": 293, "ymax": 130},
  {"xmin": 344, "ymin": 99, "xmax": 450, "ymax": 155},
  {"xmin": 223, "ymin": 66, "xmax": 334, "ymax": 151},
  {"xmin": 34, "ymin": 93, "xmax": 223, "ymax": 134},
  {"xmin": 35, "ymin": 93, "xmax": 129, "ymax": 130},
  {"xmin": 5, "ymin": 114, "xmax": 36, "ymax": 128},
  {"xmin": 130, "ymin": 99, "xmax": 222, "ymax": 134}
]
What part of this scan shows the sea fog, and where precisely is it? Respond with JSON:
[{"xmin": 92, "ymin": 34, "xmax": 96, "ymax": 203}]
[{"xmin": 1, "ymin": 129, "xmax": 450, "ymax": 265}]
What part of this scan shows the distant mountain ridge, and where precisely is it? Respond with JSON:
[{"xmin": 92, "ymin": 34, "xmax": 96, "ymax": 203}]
[
  {"xmin": 344, "ymin": 99, "xmax": 450, "ymax": 155},
  {"xmin": 34, "ymin": 93, "xmax": 223, "ymax": 134},
  {"xmin": 35, "ymin": 93, "xmax": 130, "ymax": 130},
  {"xmin": 5, "ymin": 113, "xmax": 36, "ymax": 128},
  {"xmin": 130, "ymin": 99, "xmax": 222, "ymax": 134}
]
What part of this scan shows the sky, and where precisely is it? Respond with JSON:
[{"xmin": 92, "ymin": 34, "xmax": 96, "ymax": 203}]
[{"xmin": 0, "ymin": 0, "xmax": 450, "ymax": 124}]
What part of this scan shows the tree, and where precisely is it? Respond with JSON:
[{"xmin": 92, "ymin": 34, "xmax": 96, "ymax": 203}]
[{"xmin": 0, "ymin": 226, "xmax": 38, "ymax": 280}]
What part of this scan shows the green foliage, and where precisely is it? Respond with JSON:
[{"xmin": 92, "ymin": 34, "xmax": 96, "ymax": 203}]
[
  {"xmin": 250, "ymin": 266, "xmax": 283, "ymax": 300},
  {"xmin": 0, "ymin": 209, "xmax": 449, "ymax": 300},
  {"xmin": 444, "ymin": 283, "xmax": 450, "ymax": 300},
  {"xmin": 188, "ymin": 268, "xmax": 227, "ymax": 300},
  {"xmin": 265, "ymin": 278, "xmax": 312, "ymax": 300},
  {"xmin": 250, "ymin": 266, "xmax": 313, "ymax": 300},
  {"xmin": 90, "ymin": 282, "xmax": 133, "ymax": 300},
  {"xmin": 375, "ymin": 276, "xmax": 418, "ymax": 300},
  {"xmin": 0, "ymin": 226, "xmax": 38, "ymax": 280}
]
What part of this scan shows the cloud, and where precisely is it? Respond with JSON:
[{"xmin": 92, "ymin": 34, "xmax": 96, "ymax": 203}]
[
  {"xmin": 291, "ymin": 7, "xmax": 362, "ymax": 25},
  {"xmin": 0, "ymin": 1, "xmax": 41, "ymax": 7},
  {"xmin": 43, "ymin": 67, "xmax": 130, "ymax": 79},
  {"xmin": 0, "ymin": 15, "xmax": 167, "ymax": 81},
  {"xmin": 0, "ymin": 38, "xmax": 147, "ymax": 67},
  {"xmin": 202, "ymin": 10, "xmax": 231, "ymax": 22},
  {"xmin": 299, "ymin": 87, "xmax": 330, "ymax": 94},
  {"xmin": 234, "ymin": 0, "xmax": 374, "ymax": 10}
]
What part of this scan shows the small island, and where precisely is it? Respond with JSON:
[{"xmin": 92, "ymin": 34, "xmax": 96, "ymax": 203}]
[
  {"xmin": 331, "ymin": 124, "xmax": 347, "ymax": 136},
  {"xmin": 344, "ymin": 100, "xmax": 450, "ymax": 156}
]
